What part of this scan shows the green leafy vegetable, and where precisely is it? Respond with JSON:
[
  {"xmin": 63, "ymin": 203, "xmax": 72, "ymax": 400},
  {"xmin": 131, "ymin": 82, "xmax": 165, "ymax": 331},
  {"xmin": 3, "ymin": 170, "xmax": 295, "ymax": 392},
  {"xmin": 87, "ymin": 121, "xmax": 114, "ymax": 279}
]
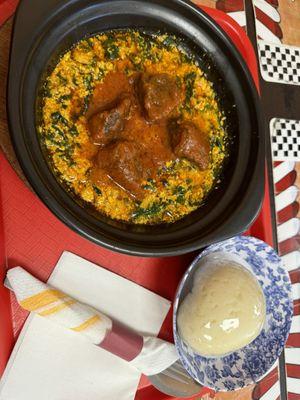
[
  {"xmin": 51, "ymin": 124, "xmax": 65, "ymax": 137},
  {"xmin": 59, "ymin": 94, "xmax": 72, "ymax": 102},
  {"xmin": 162, "ymin": 35, "xmax": 176, "ymax": 48},
  {"xmin": 173, "ymin": 185, "xmax": 186, "ymax": 195},
  {"xmin": 211, "ymin": 135, "xmax": 223, "ymax": 149},
  {"xmin": 69, "ymin": 125, "xmax": 79, "ymax": 136},
  {"xmin": 51, "ymin": 112, "xmax": 69, "ymax": 126},
  {"xmin": 133, "ymin": 203, "xmax": 162, "ymax": 219},
  {"xmin": 85, "ymin": 38, "xmax": 94, "ymax": 49},
  {"xmin": 181, "ymin": 52, "xmax": 193, "ymax": 64},
  {"xmin": 84, "ymin": 75, "xmax": 93, "ymax": 91},
  {"xmin": 175, "ymin": 76, "xmax": 182, "ymax": 89},
  {"xmin": 93, "ymin": 185, "xmax": 102, "ymax": 196},
  {"xmin": 57, "ymin": 72, "xmax": 67, "ymax": 85},
  {"xmin": 173, "ymin": 185, "xmax": 187, "ymax": 204},
  {"xmin": 80, "ymin": 94, "xmax": 91, "ymax": 116},
  {"xmin": 202, "ymin": 103, "xmax": 215, "ymax": 113},
  {"xmin": 78, "ymin": 38, "xmax": 94, "ymax": 52},
  {"xmin": 103, "ymin": 37, "xmax": 120, "ymax": 60},
  {"xmin": 72, "ymin": 75, "xmax": 78, "ymax": 85},
  {"xmin": 184, "ymin": 72, "xmax": 196, "ymax": 110},
  {"xmin": 143, "ymin": 179, "xmax": 156, "ymax": 192}
]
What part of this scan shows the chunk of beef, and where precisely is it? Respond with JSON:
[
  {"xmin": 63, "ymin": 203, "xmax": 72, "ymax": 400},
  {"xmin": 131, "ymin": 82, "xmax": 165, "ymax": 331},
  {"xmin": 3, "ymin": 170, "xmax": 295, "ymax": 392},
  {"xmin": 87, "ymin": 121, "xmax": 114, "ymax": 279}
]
[
  {"xmin": 170, "ymin": 120, "xmax": 210, "ymax": 170},
  {"xmin": 94, "ymin": 140, "xmax": 147, "ymax": 200},
  {"xmin": 88, "ymin": 97, "xmax": 132, "ymax": 146},
  {"xmin": 139, "ymin": 74, "xmax": 182, "ymax": 122},
  {"xmin": 87, "ymin": 72, "xmax": 132, "ymax": 117}
]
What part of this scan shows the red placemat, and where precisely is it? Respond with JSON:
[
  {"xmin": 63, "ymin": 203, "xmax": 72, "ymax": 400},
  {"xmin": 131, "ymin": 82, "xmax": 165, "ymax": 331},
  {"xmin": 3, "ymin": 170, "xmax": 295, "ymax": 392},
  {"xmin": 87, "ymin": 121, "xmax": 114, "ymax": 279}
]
[
  {"xmin": 0, "ymin": 0, "xmax": 17, "ymax": 26},
  {"xmin": 0, "ymin": 3, "xmax": 276, "ymax": 400}
]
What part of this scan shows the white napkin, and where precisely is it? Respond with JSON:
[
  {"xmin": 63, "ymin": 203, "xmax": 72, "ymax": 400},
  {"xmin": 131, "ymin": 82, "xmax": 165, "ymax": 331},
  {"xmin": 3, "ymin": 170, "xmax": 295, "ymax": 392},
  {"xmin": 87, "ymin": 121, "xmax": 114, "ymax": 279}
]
[{"xmin": 0, "ymin": 252, "xmax": 172, "ymax": 400}]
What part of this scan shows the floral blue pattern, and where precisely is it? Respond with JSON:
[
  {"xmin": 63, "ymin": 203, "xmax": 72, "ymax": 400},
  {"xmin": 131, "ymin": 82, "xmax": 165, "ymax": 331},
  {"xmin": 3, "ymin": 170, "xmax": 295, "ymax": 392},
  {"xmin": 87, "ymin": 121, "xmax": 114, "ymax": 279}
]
[{"xmin": 173, "ymin": 236, "xmax": 293, "ymax": 391}]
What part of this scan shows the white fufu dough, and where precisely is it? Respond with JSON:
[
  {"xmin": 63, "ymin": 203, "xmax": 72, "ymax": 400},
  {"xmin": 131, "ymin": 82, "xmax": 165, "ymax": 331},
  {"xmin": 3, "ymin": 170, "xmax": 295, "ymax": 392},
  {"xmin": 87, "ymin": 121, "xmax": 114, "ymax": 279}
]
[{"xmin": 177, "ymin": 259, "xmax": 266, "ymax": 356}]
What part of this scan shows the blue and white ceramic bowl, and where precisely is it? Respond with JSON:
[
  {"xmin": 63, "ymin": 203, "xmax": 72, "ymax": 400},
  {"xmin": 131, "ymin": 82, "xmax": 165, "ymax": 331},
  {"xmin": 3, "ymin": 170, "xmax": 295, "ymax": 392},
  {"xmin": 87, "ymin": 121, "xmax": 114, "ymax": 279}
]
[{"xmin": 173, "ymin": 236, "xmax": 293, "ymax": 391}]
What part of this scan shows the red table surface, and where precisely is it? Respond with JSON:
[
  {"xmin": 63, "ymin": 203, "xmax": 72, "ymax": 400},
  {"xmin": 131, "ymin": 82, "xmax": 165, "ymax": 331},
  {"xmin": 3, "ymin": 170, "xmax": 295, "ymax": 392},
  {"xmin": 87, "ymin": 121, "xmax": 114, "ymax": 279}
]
[{"xmin": 0, "ymin": 5, "xmax": 272, "ymax": 400}]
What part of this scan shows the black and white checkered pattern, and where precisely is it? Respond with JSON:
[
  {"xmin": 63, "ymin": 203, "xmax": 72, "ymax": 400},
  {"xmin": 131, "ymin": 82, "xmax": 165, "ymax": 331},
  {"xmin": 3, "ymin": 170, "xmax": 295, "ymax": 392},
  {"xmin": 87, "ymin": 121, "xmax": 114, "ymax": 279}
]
[
  {"xmin": 259, "ymin": 41, "xmax": 300, "ymax": 85},
  {"xmin": 271, "ymin": 118, "xmax": 300, "ymax": 161}
]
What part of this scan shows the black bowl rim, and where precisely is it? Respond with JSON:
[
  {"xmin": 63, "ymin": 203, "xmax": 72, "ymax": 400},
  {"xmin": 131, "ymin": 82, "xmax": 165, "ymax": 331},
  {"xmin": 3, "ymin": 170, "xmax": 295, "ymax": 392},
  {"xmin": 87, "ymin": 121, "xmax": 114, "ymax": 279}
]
[{"xmin": 7, "ymin": 0, "xmax": 264, "ymax": 257}]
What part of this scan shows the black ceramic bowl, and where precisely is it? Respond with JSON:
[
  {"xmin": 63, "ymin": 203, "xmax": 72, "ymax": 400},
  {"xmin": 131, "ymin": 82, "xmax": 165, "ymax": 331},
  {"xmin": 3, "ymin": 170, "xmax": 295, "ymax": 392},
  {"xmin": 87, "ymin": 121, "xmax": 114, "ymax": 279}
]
[{"xmin": 7, "ymin": 0, "xmax": 264, "ymax": 257}]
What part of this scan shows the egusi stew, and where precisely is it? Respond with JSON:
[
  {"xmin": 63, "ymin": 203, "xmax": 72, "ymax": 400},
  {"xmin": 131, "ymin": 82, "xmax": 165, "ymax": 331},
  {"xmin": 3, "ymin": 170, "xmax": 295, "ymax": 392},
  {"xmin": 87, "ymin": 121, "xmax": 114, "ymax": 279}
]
[{"xmin": 38, "ymin": 30, "xmax": 228, "ymax": 224}]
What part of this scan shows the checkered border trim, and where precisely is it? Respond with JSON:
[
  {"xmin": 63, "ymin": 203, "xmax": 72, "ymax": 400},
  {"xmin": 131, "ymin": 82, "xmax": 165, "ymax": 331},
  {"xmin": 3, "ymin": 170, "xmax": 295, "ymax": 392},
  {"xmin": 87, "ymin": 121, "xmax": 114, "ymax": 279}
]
[
  {"xmin": 259, "ymin": 41, "xmax": 300, "ymax": 86},
  {"xmin": 270, "ymin": 118, "xmax": 300, "ymax": 161}
]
